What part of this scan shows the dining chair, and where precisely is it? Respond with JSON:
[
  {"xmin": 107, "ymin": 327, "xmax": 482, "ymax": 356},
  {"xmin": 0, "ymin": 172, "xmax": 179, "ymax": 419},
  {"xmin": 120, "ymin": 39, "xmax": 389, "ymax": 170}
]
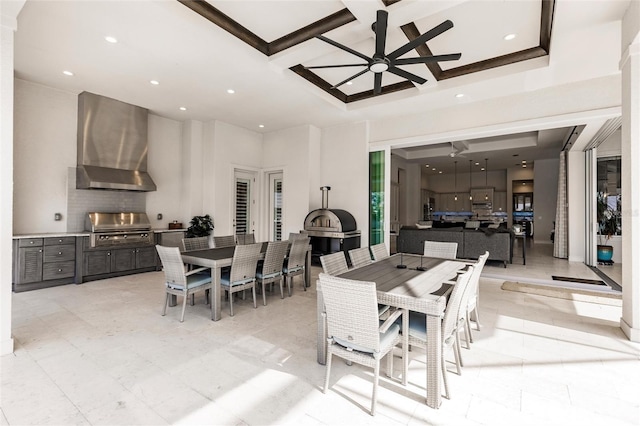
[
  {"xmin": 459, "ymin": 251, "xmax": 489, "ymax": 347},
  {"xmin": 319, "ymin": 273, "xmax": 408, "ymax": 416},
  {"xmin": 348, "ymin": 247, "xmax": 373, "ymax": 268},
  {"xmin": 288, "ymin": 232, "xmax": 307, "ymax": 240},
  {"xmin": 220, "ymin": 242, "xmax": 262, "ymax": 316},
  {"xmin": 283, "ymin": 236, "xmax": 309, "ymax": 295},
  {"xmin": 423, "ymin": 240, "xmax": 458, "ymax": 259},
  {"xmin": 181, "ymin": 236, "xmax": 210, "ymax": 251},
  {"xmin": 405, "ymin": 267, "xmax": 474, "ymax": 400},
  {"xmin": 256, "ymin": 240, "xmax": 289, "ymax": 305},
  {"xmin": 320, "ymin": 251, "xmax": 349, "ymax": 276},
  {"xmin": 156, "ymin": 245, "xmax": 212, "ymax": 322},
  {"xmin": 213, "ymin": 235, "xmax": 236, "ymax": 248},
  {"xmin": 370, "ymin": 243, "xmax": 390, "ymax": 261},
  {"xmin": 236, "ymin": 233, "xmax": 256, "ymax": 245}
]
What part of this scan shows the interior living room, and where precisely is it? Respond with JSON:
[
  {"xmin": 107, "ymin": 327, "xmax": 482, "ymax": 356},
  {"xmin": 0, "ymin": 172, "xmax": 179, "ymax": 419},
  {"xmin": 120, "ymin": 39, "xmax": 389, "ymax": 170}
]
[{"xmin": 1, "ymin": 1, "xmax": 639, "ymax": 425}]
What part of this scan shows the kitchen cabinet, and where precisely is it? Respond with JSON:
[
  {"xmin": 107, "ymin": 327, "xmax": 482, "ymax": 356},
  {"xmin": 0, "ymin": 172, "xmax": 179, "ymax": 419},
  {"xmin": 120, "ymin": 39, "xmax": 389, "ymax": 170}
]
[
  {"xmin": 81, "ymin": 237, "xmax": 157, "ymax": 280},
  {"xmin": 13, "ymin": 236, "xmax": 77, "ymax": 292}
]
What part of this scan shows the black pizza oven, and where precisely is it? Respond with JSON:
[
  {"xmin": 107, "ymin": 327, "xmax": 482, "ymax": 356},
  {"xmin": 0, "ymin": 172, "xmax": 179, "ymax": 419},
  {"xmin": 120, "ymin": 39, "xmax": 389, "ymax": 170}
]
[{"xmin": 302, "ymin": 186, "xmax": 361, "ymax": 265}]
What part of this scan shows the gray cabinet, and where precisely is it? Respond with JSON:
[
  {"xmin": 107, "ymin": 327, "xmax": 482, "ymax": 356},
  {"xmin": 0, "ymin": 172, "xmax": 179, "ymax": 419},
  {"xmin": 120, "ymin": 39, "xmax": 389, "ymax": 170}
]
[
  {"xmin": 13, "ymin": 236, "xmax": 76, "ymax": 292},
  {"xmin": 82, "ymin": 237, "xmax": 157, "ymax": 280},
  {"xmin": 135, "ymin": 247, "xmax": 157, "ymax": 269}
]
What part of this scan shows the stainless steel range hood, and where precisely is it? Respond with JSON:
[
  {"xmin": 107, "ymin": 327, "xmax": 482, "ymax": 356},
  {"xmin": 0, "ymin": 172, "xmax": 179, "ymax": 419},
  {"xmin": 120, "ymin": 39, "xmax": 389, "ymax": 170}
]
[{"xmin": 76, "ymin": 91, "xmax": 157, "ymax": 191}]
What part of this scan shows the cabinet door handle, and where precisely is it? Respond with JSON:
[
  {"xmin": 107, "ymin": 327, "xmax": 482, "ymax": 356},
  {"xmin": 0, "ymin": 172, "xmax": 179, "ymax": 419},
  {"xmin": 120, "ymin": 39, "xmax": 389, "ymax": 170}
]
[
  {"xmin": 107, "ymin": 252, "xmax": 111, "ymax": 256},
  {"xmin": 58, "ymin": 269, "xmax": 62, "ymax": 272},
  {"xmin": 38, "ymin": 249, "xmax": 42, "ymax": 253},
  {"xmin": 58, "ymin": 252, "xmax": 62, "ymax": 255},
  {"xmin": 29, "ymin": 241, "xmax": 34, "ymax": 244}
]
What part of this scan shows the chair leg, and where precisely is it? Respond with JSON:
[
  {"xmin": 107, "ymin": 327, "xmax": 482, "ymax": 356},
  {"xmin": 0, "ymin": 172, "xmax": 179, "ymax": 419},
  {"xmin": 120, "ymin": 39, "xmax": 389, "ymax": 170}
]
[
  {"xmin": 371, "ymin": 360, "xmax": 380, "ymax": 416},
  {"xmin": 453, "ymin": 339, "xmax": 463, "ymax": 374},
  {"xmin": 302, "ymin": 270, "xmax": 307, "ymax": 292},
  {"xmin": 180, "ymin": 292, "xmax": 188, "ymax": 322},
  {"xmin": 279, "ymin": 277, "xmax": 284, "ymax": 299},
  {"xmin": 190, "ymin": 293, "xmax": 195, "ymax": 306},
  {"xmin": 472, "ymin": 306, "xmax": 481, "ymax": 331},
  {"xmin": 251, "ymin": 286, "xmax": 257, "ymax": 309},
  {"xmin": 441, "ymin": 354, "xmax": 450, "ymax": 400},
  {"xmin": 162, "ymin": 292, "xmax": 170, "ymax": 316},
  {"xmin": 465, "ymin": 311, "xmax": 474, "ymax": 345},
  {"xmin": 262, "ymin": 282, "xmax": 267, "ymax": 306},
  {"xmin": 229, "ymin": 289, "xmax": 234, "ymax": 316},
  {"xmin": 323, "ymin": 352, "xmax": 333, "ymax": 393},
  {"xmin": 287, "ymin": 276, "xmax": 292, "ymax": 297}
]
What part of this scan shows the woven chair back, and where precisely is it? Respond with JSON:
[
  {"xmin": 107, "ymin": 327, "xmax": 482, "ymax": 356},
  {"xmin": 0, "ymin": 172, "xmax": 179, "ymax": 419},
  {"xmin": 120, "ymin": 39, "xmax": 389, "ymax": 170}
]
[
  {"xmin": 236, "ymin": 233, "xmax": 256, "ymax": 245},
  {"xmin": 461, "ymin": 251, "xmax": 488, "ymax": 310},
  {"xmin": 286, "ymin": 237, "xmax": 309, "ymax": 270},
  {"xmin": 348, "ymin": 247, "xmax": 373, "ymax": 268},
  {"xmin": 423, "ymin": 240, "xmax": 458, "ymax": 259},
  {"xmin": 369, "ymin": 243, "xmax": 389, "ymax": 261},
  {"xmin": 320, "ymin": 251, "xmax": 349, "ymax": 275},
  {"xmin": 319, "ymin": 273, "xmax": 381, "ymax": 353},
  {"xmin": 261, "ymin": 240, "xmax": 289, "ymax": 276},
  {"xmin": 156, "ymin": 245, "xmax": 187, "ymax": 286},
  {"xmin": 229, "ymin": 243, "xmax": 262, "ymax": 283},
  {"xmin": 214, "ymin": 235, "xmax": 236, "ymax": 248},
  {"xmin": 442, "ymin": 267, "xmax": 474, "ymax": 339},
  {"xmin": 182, "ymin": 236, "xmax": 210, "ymax": 252},
  {"xmin": 288, "ymin": 232, "xmax": 307, "ymax": 241}
]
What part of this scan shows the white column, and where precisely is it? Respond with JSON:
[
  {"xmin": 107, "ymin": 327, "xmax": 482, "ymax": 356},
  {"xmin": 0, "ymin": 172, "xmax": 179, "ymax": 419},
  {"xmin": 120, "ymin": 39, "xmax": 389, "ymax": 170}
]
[
  {"xmin": 620, "ymin": 2, "xmax": 640, "ymax": 342},
  {"xmin": 0, "ymin": 1, "xmax": 25, "ymax": 355}
]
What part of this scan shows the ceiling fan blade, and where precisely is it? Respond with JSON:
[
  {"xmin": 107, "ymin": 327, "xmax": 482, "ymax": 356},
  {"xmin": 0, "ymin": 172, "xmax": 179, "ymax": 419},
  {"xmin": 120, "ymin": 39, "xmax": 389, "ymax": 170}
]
[
  {"xmin": 304, "ymin": 63, "xmax": 368, "ymax": 70},
  {"xmin": 387, "ymin": 66, "xmax": 427, "ymax": 85},
  {"xmin": 374, "ymin": 72, "xmax": 383, "ymax": 95},
  {"xmin": 393, "ymin": 53, "xmax": 461, "ymax": 66},
  {"xmin": 317, "ymin": 35, "xmax": 371, "ymax": 62},
  {"xmin": 374, "ymin": 10, "xmax": 388, "ymax": 58},
  {"xmin": 387, "ymin": 20, "xmax": 454, "ymax": 60},
  {"xmin": 331, "ymin": 68, "xmax": 369, "ymax": 89}
]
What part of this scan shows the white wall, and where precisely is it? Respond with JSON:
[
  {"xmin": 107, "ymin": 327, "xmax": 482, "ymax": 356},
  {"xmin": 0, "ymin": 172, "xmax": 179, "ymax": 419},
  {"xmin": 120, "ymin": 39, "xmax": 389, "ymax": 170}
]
[
  {"xmin": 391, "ymin": 154, "xmax": 421, "ymax": 225},
  {"xmin": 262, "ymin": 125, "xmax": 319, "ymax": 239},
  {"xmin": 146, "ymin": 114, "xmax": 185, "ymax": 229},
  {"xmin": 320, "ymin": 122, "xmax": 370, "ymax": 246},
  {"xmin": 13, "ymin": 79, "xmax": 76, "ymax": 234},
  {"xmin": 533, "ymin": 158, "xmax": 559, "ymax": 244}
]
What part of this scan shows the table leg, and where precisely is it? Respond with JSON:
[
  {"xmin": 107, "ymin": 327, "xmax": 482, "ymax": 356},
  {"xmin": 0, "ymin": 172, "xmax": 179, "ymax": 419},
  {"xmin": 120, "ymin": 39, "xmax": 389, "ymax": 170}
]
[
  {"xmin": 316, "ymin": 284, "xmax": 327, "ymax": 365},
  {"xmin": 211, "ymin": 267, "xmax": 222, "ymax": 321},
  {"xmin": 426, "ymin": 314, "xmax": 442, "ymax": 409},
  {"xmin": 305, "ymin": 249, "xmax": 311, "ymax": 288}
]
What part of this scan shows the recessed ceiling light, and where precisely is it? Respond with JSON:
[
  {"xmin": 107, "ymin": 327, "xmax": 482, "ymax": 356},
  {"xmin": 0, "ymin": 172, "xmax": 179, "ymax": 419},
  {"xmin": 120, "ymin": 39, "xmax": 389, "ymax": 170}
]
[
  {"xmin": 504, "ymin": 34, "xmax": 516, "ymax": 41},
  {"xmin": 425, "ymin": 164, "xmax": 429, "ymax": 168},
  {"xmin": 481, "ymin": 167, "xmax": 485, "ymax": 171},
  {"xmin": 62, "ymin": 70, "xmax": 74, "ymax": 76},
  {"xmin": 179, "ymin": 107, "xmax": 187, "ymax": 111},
  {"xmin": 150, "ymin": 80, "xmax": 159, "ymax": 85},
  {"xmin": 475, "ymin": 162, "xmax": 480, "ymax": 166},
  {"xmin": 227, "ymin": 89, "xmax": 235, "ymax": 94},
  {"xmin": 105, "ymin": 36, "xmax": 118, "ymax": 43},
  {"xmin": 522, "ymin": 160, "xmax": 526, "ymax": 163},
  {"xmin": 455, "ymin": 93, "xmax": 464, "ymax": 98},
  {"xmin": 259, "ymin": 124, "xmax": 265, "ymax": 128},
  {"xmin": 438, "ymin": 171, "xmax": 442, "ymax": 174},
  {"xmin": 522, "ymin": 164, "xmax": 527, "ymax": 168},
  {"xmin": 432, "ymin": 168, "xmax": 436, "ymax": 171}
]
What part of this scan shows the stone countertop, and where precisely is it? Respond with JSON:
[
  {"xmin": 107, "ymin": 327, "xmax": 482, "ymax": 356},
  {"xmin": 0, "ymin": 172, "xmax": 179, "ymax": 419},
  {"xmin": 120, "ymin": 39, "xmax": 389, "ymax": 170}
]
[
  {"xmin": 152, "ymin": 228, "xmax": 187, "ymax": 233},
  {"xmin": 13, "ymin": 232, "xmax": 90, "ymax": 239}
]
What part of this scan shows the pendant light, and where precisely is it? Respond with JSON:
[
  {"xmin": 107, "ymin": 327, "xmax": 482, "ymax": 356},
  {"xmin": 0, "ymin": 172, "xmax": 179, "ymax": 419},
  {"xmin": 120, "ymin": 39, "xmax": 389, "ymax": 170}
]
[
  {"xmin": 484, "ymin": 158, "xmax": 489, "ymax": 200},
  {"xmin": 469, "ymin": 160, "xmax": 473, "ymax": 201},
  {"xmin": 454, "ymin": 160, "xmax": 458, "ymax": 202}
]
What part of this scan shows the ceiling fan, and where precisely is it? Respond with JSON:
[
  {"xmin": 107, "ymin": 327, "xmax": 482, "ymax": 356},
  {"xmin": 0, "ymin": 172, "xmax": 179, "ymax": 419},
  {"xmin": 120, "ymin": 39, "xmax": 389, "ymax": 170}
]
[
  {"xmin": 448, "ymin": 141, "xmax": 469, "ymax": 158},
  {"xmin": 305, "ymin": 10, "xmax": 462, "ymax": 95}
]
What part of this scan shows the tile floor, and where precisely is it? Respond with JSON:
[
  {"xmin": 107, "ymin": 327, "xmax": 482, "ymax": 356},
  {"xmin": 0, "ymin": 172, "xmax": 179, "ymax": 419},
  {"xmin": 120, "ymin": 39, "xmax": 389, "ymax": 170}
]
[{"xmin": 2, "ymin": 254, "xmax": 639, "ymax": 425}]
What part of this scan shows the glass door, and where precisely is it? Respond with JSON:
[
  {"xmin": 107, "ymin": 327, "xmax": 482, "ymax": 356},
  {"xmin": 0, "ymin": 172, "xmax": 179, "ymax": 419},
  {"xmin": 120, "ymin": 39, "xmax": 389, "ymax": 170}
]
[
  {"xmin": 233, "ymin": 169, "xmax": 257, "ymax": 238},
  {"xmin": 268, "ymin": 172, "xmax": 283, "ymax": 241}
]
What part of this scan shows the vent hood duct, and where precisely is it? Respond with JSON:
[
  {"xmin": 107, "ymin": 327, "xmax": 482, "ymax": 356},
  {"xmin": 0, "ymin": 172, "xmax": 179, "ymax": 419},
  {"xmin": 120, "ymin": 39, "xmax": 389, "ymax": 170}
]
[{"xmin": 76, "ymin": 91, "xmax": 157, "ymax": 191}]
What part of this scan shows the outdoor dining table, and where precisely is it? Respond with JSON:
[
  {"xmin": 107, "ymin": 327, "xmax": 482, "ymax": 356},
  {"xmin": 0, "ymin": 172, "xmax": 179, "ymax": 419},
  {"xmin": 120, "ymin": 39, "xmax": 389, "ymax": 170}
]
[
  {"xmin": 316, "ymin": 253, "xmax": 467, "ymax": 409},
  {"xmin": 180, "ymin": 242, "xmax": 311, "ymax": 321}
]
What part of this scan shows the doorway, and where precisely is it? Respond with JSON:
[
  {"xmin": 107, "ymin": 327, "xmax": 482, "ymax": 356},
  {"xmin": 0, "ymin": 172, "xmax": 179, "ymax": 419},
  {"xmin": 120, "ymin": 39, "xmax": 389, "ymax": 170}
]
[
  {"xmin": 267, "ymin": 171, "xmax": 283, "ymax": 241},
  {"xmin": 233, "ymin": 169, "xmax": 257, "ymax": 238}
]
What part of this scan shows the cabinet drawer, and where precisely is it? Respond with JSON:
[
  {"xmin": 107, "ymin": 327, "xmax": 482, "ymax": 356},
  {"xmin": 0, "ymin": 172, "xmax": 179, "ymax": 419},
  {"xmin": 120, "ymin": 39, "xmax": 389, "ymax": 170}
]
[
  {"xmin": 18, "ymin": 238, "xmax": 43, "ymax": 248},
  {"xmin": 45, "ymin": 236, "xmax": 76, "ymax": 246},
  {"xmin": 43, "ymin": 261, "xmax": 75, "ymax": 280},
  {"xmin": 44, "ymin": 245, "xmax": 76, "ymax": 263}
]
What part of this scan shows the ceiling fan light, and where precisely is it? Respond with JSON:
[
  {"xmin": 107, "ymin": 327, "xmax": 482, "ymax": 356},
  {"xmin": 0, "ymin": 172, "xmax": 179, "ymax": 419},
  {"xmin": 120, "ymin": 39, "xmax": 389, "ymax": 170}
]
[{"xmin": 369, "ymin": 62, "xmax": 388, "ymax": 73}]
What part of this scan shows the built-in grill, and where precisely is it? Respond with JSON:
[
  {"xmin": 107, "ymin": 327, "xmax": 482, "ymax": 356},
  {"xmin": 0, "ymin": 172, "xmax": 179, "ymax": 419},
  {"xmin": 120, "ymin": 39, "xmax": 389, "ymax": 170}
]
[
  {"xmin": 303, "ymin": 186, "xmax": 361, "ymax": 264},
  {"xmin": 85, "ymin": 212, "xmax": 153, "ymax": 248}
]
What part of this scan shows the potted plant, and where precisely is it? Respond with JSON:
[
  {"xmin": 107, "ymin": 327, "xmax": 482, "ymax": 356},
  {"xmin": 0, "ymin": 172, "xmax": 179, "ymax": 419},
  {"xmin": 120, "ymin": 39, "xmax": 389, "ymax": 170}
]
[
  {"xmin": 596, "ymin": 192, "xmax": 619, "ymax": 262},
  {"xmin": 185, "ymin": 214, "xmax": 214, "ymax": 238}
]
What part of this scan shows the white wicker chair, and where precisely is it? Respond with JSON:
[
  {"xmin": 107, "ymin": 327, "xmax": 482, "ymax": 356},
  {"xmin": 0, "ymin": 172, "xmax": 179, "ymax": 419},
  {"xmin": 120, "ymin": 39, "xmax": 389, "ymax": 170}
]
[
  {"xmin": 459, "ymin": 251, "xmax": 489, "ymax": 347},
  {"xmin": 220, "ymin": 243, "xmax": 262, "ymax": 316},
  {"xmin": 423, "ymin": 240, "xmax": 458, "ymax": 259},
  {"xmin": 256, "ymin": 240, "xmax": 289, "ymax": 305},
  {"xmin": 319, "ymin": 273, "xmax": 408, "ymax": 416},
  {"xmin": 320, "ymin": 251, "xmax": 349, "ymax": 276},
  {"xmin": 156, "ymin": 245, "xmax": 212, "ymax": 322},
  {"xmin": 370, "ymin": 243, "xmax": 390, "ymax": 261},
  {"xmin": 348, "ymin": 247, "xmax": 373, "ymax": 268},
  {"xmin": 283, "ymin": 236, "xmax": 309, "ymax": 295},
  {"xmin": 405, "ymin": 267, "xmax": 474, "ymax": 400},
  {"xmin": 236, "ymin": 233, "xmax": 256, "ymax": 245},
  {"xmin": 213, "ymin": 235, "xmax": 236, "ymax": 248},
  {"xmin": 181, "ymin": 236, "xmax": 210, "ymax": 252}
]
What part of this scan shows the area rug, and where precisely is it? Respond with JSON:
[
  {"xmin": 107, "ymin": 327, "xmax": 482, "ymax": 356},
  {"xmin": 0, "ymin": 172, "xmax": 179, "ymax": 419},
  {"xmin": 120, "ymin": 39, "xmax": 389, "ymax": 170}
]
[
  {"xmin": 551, "ymin": 276, "xmax": 606, "ymax": 286},
  {"xmin": 501, "ymin": 281, "xmax": 622, "ymax": 306}
]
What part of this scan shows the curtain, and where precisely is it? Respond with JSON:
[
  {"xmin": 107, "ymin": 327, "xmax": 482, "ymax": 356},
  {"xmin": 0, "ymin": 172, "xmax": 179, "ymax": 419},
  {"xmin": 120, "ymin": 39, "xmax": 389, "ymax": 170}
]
[{"xmin": 554, "ymin": 151, "xmax": 568, "ymax": 258}]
